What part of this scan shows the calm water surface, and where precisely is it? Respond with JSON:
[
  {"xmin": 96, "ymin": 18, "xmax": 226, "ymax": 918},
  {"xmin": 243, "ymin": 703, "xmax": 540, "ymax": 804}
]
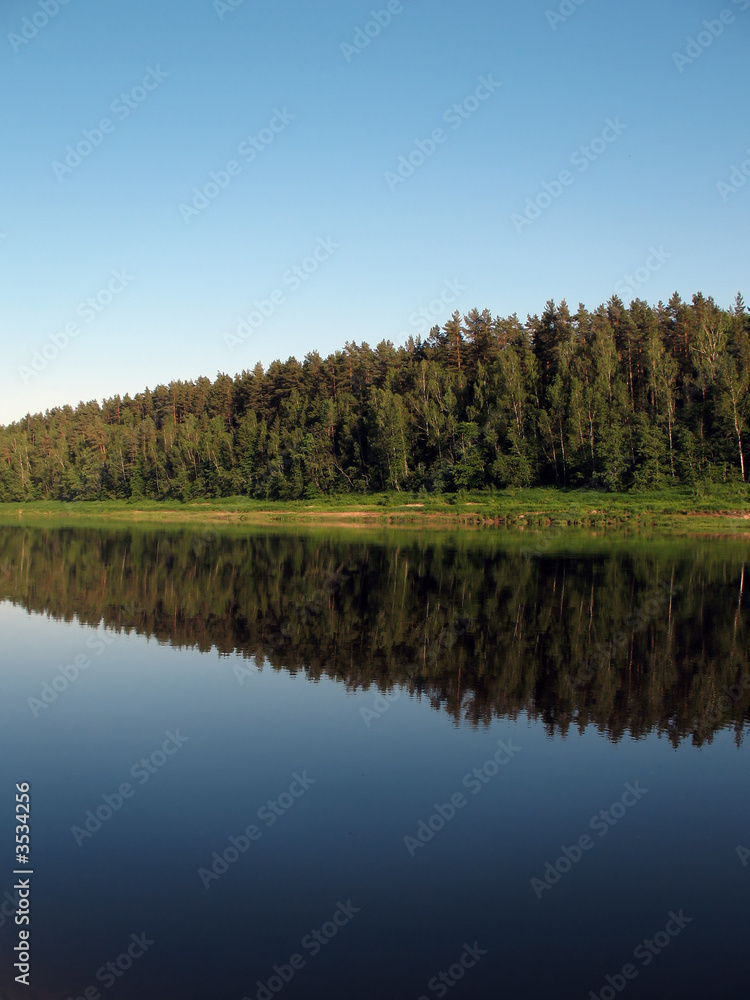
[{"xmin": 0, "ymin": 526, "xmax": 748, "ymax": 1000}]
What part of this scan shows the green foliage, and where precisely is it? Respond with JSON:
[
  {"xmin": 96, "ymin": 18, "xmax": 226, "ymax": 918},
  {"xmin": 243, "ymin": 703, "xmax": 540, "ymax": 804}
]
[{"xmin": 1, "ymin": 292, "xmax": 748, "ymax": 500}]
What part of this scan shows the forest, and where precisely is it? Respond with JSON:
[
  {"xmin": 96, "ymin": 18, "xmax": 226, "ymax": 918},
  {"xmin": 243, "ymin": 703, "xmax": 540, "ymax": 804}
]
[{"xmin": 2, "ymin": 291, "xmax": 749, "ymax": 500}]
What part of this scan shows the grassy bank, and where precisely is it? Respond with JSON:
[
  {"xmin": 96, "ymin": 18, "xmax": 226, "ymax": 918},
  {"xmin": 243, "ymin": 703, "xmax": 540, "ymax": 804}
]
[{"xmin": 0, "ymin": 485, "xmax": 748, "ymax": 534}]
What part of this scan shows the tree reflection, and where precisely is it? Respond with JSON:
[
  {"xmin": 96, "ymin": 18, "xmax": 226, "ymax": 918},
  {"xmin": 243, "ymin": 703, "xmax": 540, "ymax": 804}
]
[{"xmin": 1, "ymin": 526, "xmax": 747, "ymax": 746}]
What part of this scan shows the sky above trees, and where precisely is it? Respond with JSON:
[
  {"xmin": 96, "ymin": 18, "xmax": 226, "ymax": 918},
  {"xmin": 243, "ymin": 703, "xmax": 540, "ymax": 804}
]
[{"xmin": 1, "ymin": 0, "xmax": 748, "ymax": 425}]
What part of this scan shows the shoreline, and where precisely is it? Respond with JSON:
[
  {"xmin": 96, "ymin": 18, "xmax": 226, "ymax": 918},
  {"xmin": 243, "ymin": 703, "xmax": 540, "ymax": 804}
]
[{"xmin": 1, "ymin": 492, "xmax": 749, "ymax": 536}]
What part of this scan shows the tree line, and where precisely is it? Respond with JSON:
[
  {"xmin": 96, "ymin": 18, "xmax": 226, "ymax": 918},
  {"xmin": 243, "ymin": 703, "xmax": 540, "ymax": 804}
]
[
  {"xmin": 2, "ymin": 291, "xmax": 748, "ymax": 500},
  {"xmin": 1, "ymin": 527, "xmax": 747, "ymax": 745}
]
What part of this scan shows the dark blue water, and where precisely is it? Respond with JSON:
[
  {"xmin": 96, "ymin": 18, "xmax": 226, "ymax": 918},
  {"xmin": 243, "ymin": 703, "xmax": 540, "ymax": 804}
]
[{"xmin": 0, "ymin": 527, "xmax": 748, "ymax": 999}]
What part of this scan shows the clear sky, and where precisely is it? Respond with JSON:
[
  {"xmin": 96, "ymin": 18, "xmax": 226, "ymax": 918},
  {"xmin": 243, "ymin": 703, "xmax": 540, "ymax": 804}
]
[{"xmin": 1, "ymin": 0, "xmax": 748, "ymax": 424}]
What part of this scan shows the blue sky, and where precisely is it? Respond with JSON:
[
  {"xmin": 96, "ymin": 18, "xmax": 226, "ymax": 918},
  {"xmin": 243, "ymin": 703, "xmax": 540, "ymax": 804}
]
[{"xmin": 1, "ymin": 0, "xmax": 748, "ymax": 424}]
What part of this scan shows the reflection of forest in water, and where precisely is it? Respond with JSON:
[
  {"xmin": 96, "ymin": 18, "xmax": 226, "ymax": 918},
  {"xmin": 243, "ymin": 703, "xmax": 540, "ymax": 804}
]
[{"xmin": 1, "ymin": 526, "xmax": 748, "ymax": 746}]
